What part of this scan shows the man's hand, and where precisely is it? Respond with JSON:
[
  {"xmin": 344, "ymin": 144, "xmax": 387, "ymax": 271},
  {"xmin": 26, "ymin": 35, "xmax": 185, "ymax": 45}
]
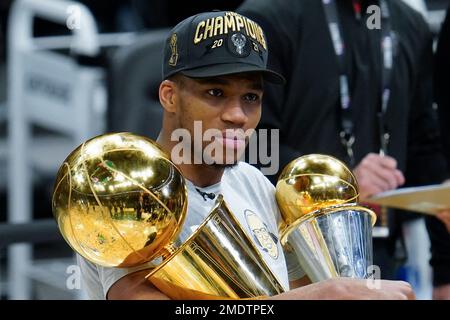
[
  {"xmin": 435, "ymin": 180, "xmax": 450, "ymax": 232},
  {"xmin": 353, "ymin": 153, "xmax": 405, "ymax": 200},
  {"xmin": 108, "ymin": 269, "xmax": 170, "ymax": 300},
  {"xmin": 272, "ymin": 278, "xmax": 415, "ymax": 300},
  {"xmin": 436, "ymin": 210, "xmax": 450, "ymax": 232},
  {"xmin": 433, "ymin": 284, "xmax": 450, "ymax": 300}
]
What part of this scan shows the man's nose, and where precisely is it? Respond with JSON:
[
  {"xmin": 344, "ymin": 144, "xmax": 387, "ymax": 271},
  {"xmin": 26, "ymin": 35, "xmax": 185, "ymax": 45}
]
[{"xmin": 221, "ymin": 100, "xmax": 248, "ymax": 126}]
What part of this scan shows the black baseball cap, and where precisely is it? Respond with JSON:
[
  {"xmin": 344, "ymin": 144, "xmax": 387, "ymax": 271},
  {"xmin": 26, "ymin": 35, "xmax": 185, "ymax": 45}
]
[{"xmin": 162, "ymin": 11, "xmax": 285, "ymax": 84}]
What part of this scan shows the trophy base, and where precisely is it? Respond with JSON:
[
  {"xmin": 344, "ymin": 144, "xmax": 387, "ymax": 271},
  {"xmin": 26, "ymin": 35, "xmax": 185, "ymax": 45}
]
[{"xmin": 282, "ymin": 204, "xmax": 376, "ymax": 282}]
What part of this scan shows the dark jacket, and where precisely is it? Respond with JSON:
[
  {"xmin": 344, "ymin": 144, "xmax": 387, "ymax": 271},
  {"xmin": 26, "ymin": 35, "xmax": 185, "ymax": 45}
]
[{"xmin": 433, "ymin": 4, "xmax": 450, "ymax": 287}]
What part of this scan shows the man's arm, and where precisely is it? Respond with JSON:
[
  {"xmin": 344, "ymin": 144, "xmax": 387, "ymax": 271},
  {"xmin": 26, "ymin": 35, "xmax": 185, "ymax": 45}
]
[
  {"xmin": 274, "ymin": 278, "xmax": 415, "ymax": 300},
  {"xmin": 107, "ymin": 270, "xmax": 170, "ymax": 300},
  {"xmin": 108, "ymin": 269, "xmax": 414, "ymax": 300},
  {"xmin": 289, "ymin": 276, "xmax": 312, "ymax": 289}
]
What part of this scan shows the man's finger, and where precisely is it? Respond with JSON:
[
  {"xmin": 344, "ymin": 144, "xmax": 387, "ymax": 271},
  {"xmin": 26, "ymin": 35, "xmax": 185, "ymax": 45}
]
[
  {"xmin": 392, "ymin": 169, "xmax": 405, "ymax": 186},
  {"xmin": 436, "ymin": 211, "xmax": 450, "ymax": 232},
  {"xmin": 376, "ymin": 155, "xmax": 398, "ymax": 169},
  {"xmin": 359, "ymin": 170, "xmax": 391, "ymax": 195},
  {"xmin": 363, "ymin": 160, "xmax": 400, "ymax": 190}
]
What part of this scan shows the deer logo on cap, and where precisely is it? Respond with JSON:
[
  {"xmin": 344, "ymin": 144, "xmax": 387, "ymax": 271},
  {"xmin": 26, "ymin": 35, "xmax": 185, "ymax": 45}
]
[
  {"xmin": 228, "ymin": 32, "xmax": 250, "ymax": 57},
  {"xmin": 232, "ymin": 33, "xmax": 246, "ymax": 55}
]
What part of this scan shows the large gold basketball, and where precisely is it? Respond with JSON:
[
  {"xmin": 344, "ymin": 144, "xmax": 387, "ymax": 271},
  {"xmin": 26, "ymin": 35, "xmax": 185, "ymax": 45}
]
[
  {"xmin": 276, "ymin": 154, "xmax": 359, "ymax": 229},
  {"xmin": 52, "ymin": 132, "xmax": 187, "ymax": 268}
]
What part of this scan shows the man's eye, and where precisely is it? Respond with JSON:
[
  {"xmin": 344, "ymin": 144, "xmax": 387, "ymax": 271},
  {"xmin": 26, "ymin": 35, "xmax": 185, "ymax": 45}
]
[
  {"xmin": 243, "ymin": 93, "xmax": 259, "ymax": 102},
  {"xmin": 207, "ymin": 89, "xmax": 223, "ymax": 97}
]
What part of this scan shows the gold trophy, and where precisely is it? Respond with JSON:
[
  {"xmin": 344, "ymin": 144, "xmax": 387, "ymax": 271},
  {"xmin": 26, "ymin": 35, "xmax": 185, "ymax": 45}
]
[
  {"xmin": 148, "ymin": 195, "xmax": 284, "ymax": 299},
  {"xmin": 276, "ymin": 154, "xmax": 376, "ymax": 282},
  {"xmin": 52, "ymin": 132, "xmax": 284, "ymax": 299}
]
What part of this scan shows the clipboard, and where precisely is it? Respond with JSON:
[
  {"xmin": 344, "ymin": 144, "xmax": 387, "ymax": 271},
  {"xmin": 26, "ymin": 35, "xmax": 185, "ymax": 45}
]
[{"xmin": 366, "ymin": 184, "xmax": 450, "ymax": 215}]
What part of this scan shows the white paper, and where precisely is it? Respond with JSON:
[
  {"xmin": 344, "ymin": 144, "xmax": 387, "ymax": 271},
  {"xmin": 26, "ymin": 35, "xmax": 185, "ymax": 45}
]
[{"xmin": 366, "ymin": 184, "xmax": 450, "ymax": 215}]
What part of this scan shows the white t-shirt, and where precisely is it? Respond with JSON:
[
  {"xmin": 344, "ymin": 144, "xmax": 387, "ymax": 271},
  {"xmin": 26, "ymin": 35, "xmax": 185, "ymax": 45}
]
[{"xmin": 78, "ymin": 162, "xmax": 303, "ymax": 299}]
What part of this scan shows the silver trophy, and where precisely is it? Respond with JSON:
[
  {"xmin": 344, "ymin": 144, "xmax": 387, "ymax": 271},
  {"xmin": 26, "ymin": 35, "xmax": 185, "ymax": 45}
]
[
  {"xmin": 276, "ymin": 154, "xmax": 377, "ymax": 282},
  {"xmin": 281, "ymin": 204, "xmax": 375, "ymax": 282}
]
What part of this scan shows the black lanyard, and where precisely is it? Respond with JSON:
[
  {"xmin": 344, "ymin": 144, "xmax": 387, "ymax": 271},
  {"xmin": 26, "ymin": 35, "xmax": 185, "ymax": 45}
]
[{"xmin": 322, "ymin": 0, "xmax": 393, "ymax": 165}]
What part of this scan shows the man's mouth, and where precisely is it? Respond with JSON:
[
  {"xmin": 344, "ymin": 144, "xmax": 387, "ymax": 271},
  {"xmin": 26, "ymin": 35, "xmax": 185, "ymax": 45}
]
[
  {"xmin": 221, "ymin": 137, "xmax": 246, "ymax": 149},
  {"xmin": 217, "ymin": 131, "xmax": 246, "ymax": 150}
]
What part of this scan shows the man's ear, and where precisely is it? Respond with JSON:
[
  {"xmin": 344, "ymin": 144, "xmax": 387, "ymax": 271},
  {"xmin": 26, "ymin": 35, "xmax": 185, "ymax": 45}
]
[{"xmin": 159, "ymin": 80, "xmax": 178, "ymax": 113}]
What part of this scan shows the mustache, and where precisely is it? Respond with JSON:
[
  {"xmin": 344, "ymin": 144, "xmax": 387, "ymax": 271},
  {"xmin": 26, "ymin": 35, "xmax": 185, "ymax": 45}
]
[{"xmin": 212, "ymin": 129, "xmax": 255, "ymax": 143}]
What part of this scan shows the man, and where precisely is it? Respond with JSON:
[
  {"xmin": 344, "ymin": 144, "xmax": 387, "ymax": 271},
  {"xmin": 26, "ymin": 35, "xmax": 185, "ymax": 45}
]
[
  {"xmin": 78, "ymin": 10, "xmax": 414, "ymax": 300},
  {"xmin": 238, "ymin": 0, "xmax": 450, "ymax": 297}
]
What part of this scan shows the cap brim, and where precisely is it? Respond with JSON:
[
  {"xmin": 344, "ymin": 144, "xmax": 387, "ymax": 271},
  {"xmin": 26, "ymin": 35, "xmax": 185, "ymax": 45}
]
[{"xmin": 180, "ymin": 63, "xmax": 285, "ymax": 85}]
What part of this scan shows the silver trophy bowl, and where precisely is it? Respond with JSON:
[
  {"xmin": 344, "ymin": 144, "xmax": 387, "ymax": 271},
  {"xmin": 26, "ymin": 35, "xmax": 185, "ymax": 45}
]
[{"xmin": 281, "ymin": 203, "xmax": 377, "ymax": 282}]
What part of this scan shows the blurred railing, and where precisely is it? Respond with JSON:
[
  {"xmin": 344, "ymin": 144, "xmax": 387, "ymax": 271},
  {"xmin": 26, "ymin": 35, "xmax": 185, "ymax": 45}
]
[
  {"xmin": 0, "ymin": 218, "xmax": 84, "ymax": 300},
  {"xmin": 0, "ymin": 219, "xmax": 61, "ymax": 248}
]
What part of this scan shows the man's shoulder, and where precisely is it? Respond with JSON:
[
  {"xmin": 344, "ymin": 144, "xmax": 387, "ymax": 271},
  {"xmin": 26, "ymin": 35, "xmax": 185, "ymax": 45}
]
[{"xmin": 227, "ymin": 162, "xmax": 275, "ymax": 189}]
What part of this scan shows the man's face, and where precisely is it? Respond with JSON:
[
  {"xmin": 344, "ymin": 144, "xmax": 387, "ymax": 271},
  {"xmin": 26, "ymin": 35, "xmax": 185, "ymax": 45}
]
[{"xmin": 173, "ymin": 73, "xmax": 263, "ymax": 167}]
